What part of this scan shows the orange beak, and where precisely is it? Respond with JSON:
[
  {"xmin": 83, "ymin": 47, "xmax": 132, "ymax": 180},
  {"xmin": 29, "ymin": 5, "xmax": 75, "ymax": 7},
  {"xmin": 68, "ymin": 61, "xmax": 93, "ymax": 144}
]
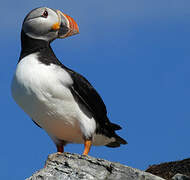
[{"xmin": 54, "ymin": 10, "xmax": 79, "ymax": 39}]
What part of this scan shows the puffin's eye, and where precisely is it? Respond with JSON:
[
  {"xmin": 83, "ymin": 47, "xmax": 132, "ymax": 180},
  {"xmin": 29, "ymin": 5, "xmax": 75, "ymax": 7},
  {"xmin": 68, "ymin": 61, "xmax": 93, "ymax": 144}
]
[{"xmin": 42, "ymin": 10, "xmax": 48, "ymax": 18}]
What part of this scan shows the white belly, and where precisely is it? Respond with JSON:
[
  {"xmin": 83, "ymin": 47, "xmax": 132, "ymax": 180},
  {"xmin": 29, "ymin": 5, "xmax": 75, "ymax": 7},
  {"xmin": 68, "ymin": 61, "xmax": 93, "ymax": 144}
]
[{"xmin": 11, "ymin": 53, "xmax": 96, "ymax": 143}]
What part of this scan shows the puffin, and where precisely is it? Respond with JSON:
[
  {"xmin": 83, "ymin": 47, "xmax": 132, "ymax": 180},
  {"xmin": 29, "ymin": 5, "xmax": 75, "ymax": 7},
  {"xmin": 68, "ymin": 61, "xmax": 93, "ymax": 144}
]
[{"xmin": 11, "ymin": 7, "xmax": 127, "ymax": 155}]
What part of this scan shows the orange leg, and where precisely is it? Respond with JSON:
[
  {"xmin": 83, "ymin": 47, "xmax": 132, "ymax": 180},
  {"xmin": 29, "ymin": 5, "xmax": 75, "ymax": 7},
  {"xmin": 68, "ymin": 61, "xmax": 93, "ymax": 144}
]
[
  {"xmin": 82, "ymin": 139, "xmax": 92, "ymax": 155},
  {"xmin": 56, "ymin": 145, "xmax": 64, "ymax": 153}
]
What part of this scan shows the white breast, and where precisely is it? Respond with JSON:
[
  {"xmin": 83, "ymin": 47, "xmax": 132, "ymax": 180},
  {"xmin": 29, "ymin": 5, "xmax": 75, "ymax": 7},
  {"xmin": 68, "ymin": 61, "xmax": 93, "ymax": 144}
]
[{"xmin": 11, "ymin": 53, "xmax": 96, "ymax": 143}]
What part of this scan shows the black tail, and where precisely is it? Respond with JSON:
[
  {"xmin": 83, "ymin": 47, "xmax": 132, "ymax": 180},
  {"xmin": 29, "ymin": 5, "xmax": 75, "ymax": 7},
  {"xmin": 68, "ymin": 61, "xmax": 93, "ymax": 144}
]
[
  {"xmin": 106, "ymin": 134, "xmax": 127, "ymax": 148},
  {"xmin": 110, "ymin": 123, "xmax": 122, "ymax": 131},
  {"xmin": 97, "ymin": 117, "xmax": 127, "ymax": 148}
]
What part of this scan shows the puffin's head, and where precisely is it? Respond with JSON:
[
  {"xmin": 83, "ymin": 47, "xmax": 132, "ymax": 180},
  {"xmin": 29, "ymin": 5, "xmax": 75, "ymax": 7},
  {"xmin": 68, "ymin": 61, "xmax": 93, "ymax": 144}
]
[{"xmin": 22, "ymin": 7, "xmax": 79, "ymax": 42}]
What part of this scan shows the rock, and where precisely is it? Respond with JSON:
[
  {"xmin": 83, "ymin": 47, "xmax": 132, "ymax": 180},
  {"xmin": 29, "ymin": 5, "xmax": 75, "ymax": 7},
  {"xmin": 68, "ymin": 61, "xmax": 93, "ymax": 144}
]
[
  {"xmin": 172, "ymin": 173, "xmax": 190, "ymax": 180},
  {"xmin": 26, "ymin": 152, "xmax": 164, "ymax": 180},
  {"xmin": 146, "ymin": 158, "xmax": 190, "ymax": 179}
]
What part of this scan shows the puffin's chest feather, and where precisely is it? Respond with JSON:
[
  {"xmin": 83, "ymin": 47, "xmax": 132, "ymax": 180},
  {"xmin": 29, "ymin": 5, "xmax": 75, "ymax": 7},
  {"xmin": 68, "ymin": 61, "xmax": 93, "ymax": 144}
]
[
  {"xmin": 11, "ymin": 53, "xmax": 75, "ymax": 117},
  {"xmin": 15, "ymin": 53, "xmax": 73, "ymax": 90}
]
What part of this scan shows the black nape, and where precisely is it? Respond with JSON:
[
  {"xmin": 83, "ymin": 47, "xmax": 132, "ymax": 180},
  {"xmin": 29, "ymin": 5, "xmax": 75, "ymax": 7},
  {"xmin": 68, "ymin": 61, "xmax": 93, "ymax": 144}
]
[
  {"xmin": 19, "ymin": 30, "xmax": 50, "ymax": 61},
  {"xmin": 19, "ymin": 30, "xmax": 63, "ymax": 67}
]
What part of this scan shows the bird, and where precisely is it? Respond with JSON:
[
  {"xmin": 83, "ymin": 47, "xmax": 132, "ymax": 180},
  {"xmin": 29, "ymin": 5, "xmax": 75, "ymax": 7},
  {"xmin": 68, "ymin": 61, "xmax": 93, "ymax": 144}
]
[{"xmin": 11, "ymin": 7, "xmax": 127, "ymax": 155}]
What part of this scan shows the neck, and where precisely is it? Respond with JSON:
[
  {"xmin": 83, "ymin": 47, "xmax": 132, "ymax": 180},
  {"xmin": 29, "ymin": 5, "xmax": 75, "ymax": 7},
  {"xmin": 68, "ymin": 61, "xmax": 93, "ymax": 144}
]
[
  {"xmin": 19, "ymin": 30, "xmax": 51, "ymax": 60},
  {"xmin": 19, "ymin": 31, "xmax": 63, "ymax": 66}
]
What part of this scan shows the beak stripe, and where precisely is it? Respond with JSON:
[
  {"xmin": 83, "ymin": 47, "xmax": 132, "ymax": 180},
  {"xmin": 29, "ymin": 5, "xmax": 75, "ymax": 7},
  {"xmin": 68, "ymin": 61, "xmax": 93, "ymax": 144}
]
[
  {"xmin": 56, "ymin": 10, "xmax": 79, "ymax": 38},
  {"xmin": 64, "ymin": 14, "xmax": 79, "ymax": 38}
]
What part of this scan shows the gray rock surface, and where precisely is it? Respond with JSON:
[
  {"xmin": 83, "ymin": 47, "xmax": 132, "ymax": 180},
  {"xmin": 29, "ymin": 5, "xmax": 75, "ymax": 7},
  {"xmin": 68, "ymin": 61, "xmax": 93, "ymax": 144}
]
[
  {"xmin": 172, "ymin": 173, "xmax": 190, "ymax": 180},
  {"xmin": 27, "ymin": 152, "xmax": 164, "ymax": 180}
]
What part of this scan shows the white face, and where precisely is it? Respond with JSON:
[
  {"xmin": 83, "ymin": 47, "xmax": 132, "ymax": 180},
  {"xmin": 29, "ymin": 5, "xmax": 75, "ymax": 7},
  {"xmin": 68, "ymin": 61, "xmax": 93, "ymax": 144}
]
[{"xmin": 23, "ymin": 7, "xmax": 60, "ymax": 41}]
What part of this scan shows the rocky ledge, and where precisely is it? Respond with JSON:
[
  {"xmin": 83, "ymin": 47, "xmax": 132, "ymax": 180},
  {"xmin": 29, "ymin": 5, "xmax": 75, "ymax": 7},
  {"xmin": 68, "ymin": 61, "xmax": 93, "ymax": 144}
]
[{"xmin": 26, "ymin": 152, "xmax": 164, "ymax": 180}]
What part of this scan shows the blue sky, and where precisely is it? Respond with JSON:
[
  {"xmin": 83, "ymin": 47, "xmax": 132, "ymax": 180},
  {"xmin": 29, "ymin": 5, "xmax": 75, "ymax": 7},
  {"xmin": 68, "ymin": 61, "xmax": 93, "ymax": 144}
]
[{"xmin": 1, "ymin": 0, "xmax": 190, "ymax": 179}]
